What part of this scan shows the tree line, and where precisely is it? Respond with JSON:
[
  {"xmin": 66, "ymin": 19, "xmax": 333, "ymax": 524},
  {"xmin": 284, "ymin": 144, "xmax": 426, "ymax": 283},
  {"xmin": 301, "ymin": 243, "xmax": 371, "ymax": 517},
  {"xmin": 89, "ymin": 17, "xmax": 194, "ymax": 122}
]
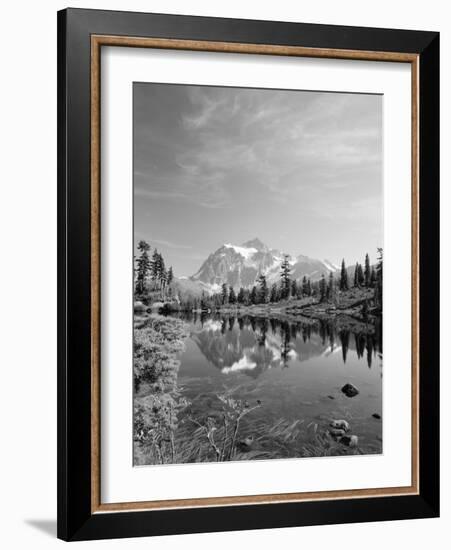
[
  {"xmin": 135, "ymin": 238, "xmax": 383, "ymax": 312},
  {"xmin": 186, "ymin": 249, "xmax": 383, "ymax": 311}
]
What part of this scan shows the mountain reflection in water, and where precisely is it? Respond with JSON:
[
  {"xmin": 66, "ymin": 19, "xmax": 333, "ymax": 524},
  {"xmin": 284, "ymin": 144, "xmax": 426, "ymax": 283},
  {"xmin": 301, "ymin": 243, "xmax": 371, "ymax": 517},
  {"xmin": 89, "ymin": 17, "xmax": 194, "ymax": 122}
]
[{"xmin": 183, "ymin": 313, "xmax": 382, "ymax": 378}]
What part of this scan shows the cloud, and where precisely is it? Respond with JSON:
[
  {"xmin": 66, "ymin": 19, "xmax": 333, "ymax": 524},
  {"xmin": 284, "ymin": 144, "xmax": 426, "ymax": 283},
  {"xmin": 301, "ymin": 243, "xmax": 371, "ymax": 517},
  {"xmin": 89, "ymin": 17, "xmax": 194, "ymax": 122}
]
[{"xmin": 134, "ymin": 83, "xmax": 382, "ymax": 223}]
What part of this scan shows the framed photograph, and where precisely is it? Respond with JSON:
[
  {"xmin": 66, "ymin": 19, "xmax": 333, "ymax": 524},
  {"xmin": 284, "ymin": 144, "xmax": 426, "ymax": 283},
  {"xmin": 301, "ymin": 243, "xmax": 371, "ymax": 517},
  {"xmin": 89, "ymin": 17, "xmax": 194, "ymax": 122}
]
[{"xmin": 57, "ymin": 8, "xmax": 439, "ymax": 541}]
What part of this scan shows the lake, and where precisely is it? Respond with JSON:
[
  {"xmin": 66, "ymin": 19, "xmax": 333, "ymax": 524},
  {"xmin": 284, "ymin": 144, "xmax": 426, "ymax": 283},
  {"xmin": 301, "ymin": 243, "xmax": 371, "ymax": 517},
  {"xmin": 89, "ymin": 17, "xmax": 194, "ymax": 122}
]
[{"xmin": 171, "ymin": 312, "xmax": 382, "ymax": 460}]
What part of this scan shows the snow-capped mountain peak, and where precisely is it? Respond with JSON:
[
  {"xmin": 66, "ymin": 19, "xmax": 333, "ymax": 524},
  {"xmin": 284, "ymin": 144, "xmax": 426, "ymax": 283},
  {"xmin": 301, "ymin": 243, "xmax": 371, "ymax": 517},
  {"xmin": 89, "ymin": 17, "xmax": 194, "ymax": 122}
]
[
  {"xmin": 190, "ymin": 239, "xmax": 339, "ymax": 291},
  {"xmin": 240, "ymin": 237, "xmax": 268, "ymax": 251},
  {"xmin": 223, "ymin": 243, "xmax": 258, "ymax": 260}
]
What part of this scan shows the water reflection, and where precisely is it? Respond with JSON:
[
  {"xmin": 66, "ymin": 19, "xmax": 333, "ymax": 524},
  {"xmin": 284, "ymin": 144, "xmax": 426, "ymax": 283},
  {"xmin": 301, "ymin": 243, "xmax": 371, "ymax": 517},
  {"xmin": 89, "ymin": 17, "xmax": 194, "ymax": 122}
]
[{"xmin": 178, "ymin": 312, "xmax": 382, "ymax": 377}]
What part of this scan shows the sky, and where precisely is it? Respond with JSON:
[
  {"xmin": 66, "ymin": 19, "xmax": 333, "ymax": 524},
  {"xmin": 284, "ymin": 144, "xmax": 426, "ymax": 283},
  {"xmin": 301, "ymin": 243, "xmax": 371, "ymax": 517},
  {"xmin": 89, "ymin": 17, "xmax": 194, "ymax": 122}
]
[{"xmin": 134, "ymin": 83, "xmax": 383, "ymax": 278}]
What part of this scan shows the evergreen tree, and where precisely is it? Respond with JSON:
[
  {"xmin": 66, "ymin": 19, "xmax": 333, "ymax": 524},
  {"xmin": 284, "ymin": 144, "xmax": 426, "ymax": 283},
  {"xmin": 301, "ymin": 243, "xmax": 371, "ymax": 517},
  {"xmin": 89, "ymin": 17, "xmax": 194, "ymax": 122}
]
[
  {"xmin": 200, "ymin": 291, "xmax": 208, "ymax": 311},
  {"xmin": 229, "ymin": 286, "xmax": 236, "ymax": 304},
  {"xmin": 370, "ymin": 266, "xmax": 377, "ymax": 287},
  {"xmin": 280, "ymin": 255, "xmax": 292, "ymax": 299},
  {"xmin": 250, "ymin": 285, "xmax": 258, "ymax": 305},
  {"xmin": 151, "ymin": 249, "xmax": 160, "ymax": 286},
  {"xmin": 375, "ymin": 248, "xmax": 383, "ymax": 308},
  {"xmin": 257, "ymin": 274, "xmax": 268, "ymax": 304},
  {"xmin": 166, "ymin": 266, "xmax": 174, "ymax": 299},
  {"xmin": 159, "ymin": 253, "xmax": 166, "ymax": 285},
  {"xmin": 291, "ymin": 279, "xmax": 298, "ymax": 299},
  {"xmin": 221, "ymin": 283, "xmax": 228, "ymax": 305},
  {"xmin": 237, "ymin": 287, "xmax": 245, "ymax": 304},
  {"xmin": 339, "ymin": 259, "xmax": 349, "ymax": 291},
  {"xmin": 135, "ymin": 240, "xmax": 151, "ymax": 295},
  {"xmin": 302, "ymin": 275, "xmax": 308, "ymax": 297},
  {"xmin": 364, "ymin": 253, "xmax": 371, "ymax": 287},
  {"xmin": 306, "ymin": 279, "xmax": 312, "ymax": 297},
  {"xmin": 270, "ymin": 283, "xmax": 278, "ymax": 303},
  {"xmin": 167, "ymin": 266, "xmax": 174, "ymax": 286},
  {"xmin": 327, "ymin": 271, "xmax": 335, "ymax": 302},
  {"xmin": 353, "ymin": 262, "xmax": 360, "ymax": 288},
  {"xmin": 319, "ymin": 274, "xmax": 327, "ymax": 302},
  {"xmin": 157, "ymin": 254, "xmax": 167, "ymax": 298}
]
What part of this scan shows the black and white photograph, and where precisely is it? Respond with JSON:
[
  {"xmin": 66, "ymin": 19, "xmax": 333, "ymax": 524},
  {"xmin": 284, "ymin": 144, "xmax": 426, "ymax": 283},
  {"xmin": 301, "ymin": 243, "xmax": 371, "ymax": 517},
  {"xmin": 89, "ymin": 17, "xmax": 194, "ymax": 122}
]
[{"xmin": 133, "ymin": 83, "xmax": 383, "ymax": 466}]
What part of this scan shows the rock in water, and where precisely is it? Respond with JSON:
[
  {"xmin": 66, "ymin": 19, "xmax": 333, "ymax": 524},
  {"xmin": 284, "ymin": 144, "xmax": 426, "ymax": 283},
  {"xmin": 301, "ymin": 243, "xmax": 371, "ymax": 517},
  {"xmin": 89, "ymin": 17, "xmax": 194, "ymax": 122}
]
[
  {"xmin": 341, "ymin": 383, "xmax": 359, "ymax": 398},
  {"xmin": 330, "ymin": 419, "xmax": 350, "ymax": 432},
  {"xmin": 329, "ymin": 428, "xmax": 346, "ymax": 439},
  {"xmin": 340, "ymin": 435, "xmax": 359, "ymax": 448},
  {"xmin": 372, "ymin": 413, "xmax": 381, "ymax": 419}
]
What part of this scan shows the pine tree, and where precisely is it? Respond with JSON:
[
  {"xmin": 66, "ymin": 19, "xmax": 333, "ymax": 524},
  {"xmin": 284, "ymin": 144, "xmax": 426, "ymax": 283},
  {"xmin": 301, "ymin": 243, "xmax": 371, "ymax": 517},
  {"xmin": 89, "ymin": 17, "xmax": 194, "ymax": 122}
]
[
  {"xmin": 151, "ymin": 249, "xmax": 160, "ymax": 286},
  {"xmin": 339, "ymin": 259, "xmax": 349, "ymax": 291},
  {"xmin": 200, "ymin": 291, "xmax": 207, "ymax": 311},
  {"xmin": 229, "ymin": 286, "xmax": 236, "ymax": 304},
  {"xmin": 221, "ymin": 283, "xmax": 228, "ymax": 305},
  {"xmin": 364, "ymin": 253, "xmax": 371, "ymax": 287},
  {"xmin": 370, "ymin": 266, "xmax": 377, "ymax": 287},
  {"xmin": 302, "ymin": 275, "xmax": 308, "ymax": 297},
  {"xmin": 258, "ymin": 274, "xmax": 268, "ymax": 304},
  {"xmin": 353, "ymin": 262, "xmax": 360, "ymax": 288},
  {"xmin": 135, "ymin": 240, "xmax": 151, "ymax": 295},
  {"xmin": 237, "ymin": 287, "xmax": 245, "ymax": 304},
  {"xmin": 375, "ymin": 248, "xmax": 383, "ymax": 308},
  {"xmin": 280, "ymin": 255, "xmax": 292, "ymax": 299},
  {"xmin": 167, "ymin": 266, "xmax": 174, "ymax": 286},
  {"xmin": 291, "ymin": 279, "xmax": 298, "ymax": 299},
  {"xmin": 270, "ymin": 283, "xmax": 278, "ymax": 303},
  {"xmin": 357, "ymin": 263, "xmax": 365, "ymax": 287},
  {"xmin": 250, "ymin": 285, "xmax": 257, "ymax": 305},
  {"xmin": 319, "ymin": 274, "xmax": 327, "ymax": 302},
  {"xmin": 327, "ymin": 271, "xmax": 335, "ymax": 302},
  {"xmin": 158, "ymin": 254, "xmax": 167, "ymax": 298},
  {"xmin": 306, "ymin": 278, "xmax": 312, "ymax": 297}
]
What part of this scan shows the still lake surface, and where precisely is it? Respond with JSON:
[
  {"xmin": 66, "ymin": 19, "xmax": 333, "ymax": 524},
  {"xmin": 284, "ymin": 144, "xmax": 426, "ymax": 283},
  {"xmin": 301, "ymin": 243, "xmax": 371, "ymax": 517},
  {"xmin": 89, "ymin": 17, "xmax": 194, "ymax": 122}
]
[{"xmin": 173, "ymin": 313, "xmax": 383, "ymax": 458}]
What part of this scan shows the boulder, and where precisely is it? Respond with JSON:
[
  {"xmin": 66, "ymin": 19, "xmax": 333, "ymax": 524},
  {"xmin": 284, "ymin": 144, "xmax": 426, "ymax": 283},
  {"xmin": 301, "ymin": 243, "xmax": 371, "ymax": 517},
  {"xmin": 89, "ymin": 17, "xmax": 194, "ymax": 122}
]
[
  {"xmin": 372, "ymin": 413, "xmax": 382, "ymax": 420},
  {"xmin": 329, "ymin": 428, "xmax": 346, "ymax": 439},
  {"xmin": 134, "ymin": 301, "xmax": 146, "ymax": 312},
  {"xmin": 341, "ymin": 383, "xmax": 359, "ymax": 398},
  {"xmin": 330, "ymin": 419, "xmax": 350, "ymax": 432},
  {"xmin": 340, "ymin": 435, "xmax": 359, "ymax": 448}
]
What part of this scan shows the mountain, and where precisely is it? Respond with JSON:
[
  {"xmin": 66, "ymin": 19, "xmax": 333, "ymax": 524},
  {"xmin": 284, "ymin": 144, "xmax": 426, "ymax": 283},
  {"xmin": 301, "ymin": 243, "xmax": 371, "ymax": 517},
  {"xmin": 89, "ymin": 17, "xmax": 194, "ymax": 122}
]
[{"xmin": 188, "ymin": 238, "xmax": 339, "ymax": 292}]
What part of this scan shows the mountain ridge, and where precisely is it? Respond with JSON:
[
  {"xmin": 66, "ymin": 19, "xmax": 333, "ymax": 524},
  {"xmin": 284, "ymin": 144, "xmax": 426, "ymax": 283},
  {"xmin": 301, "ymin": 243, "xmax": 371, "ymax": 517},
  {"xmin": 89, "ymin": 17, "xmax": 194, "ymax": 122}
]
[{"xmin": 188, "ymin": 238, "xmax": 339, "ymax": 293}]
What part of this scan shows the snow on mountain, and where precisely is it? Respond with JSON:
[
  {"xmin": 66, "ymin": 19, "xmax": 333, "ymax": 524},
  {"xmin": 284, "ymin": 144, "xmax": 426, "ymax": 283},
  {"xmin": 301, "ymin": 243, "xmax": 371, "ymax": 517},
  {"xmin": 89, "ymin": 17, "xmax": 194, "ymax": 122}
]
[
  {"xmin": 223, "ymin": 243, "xmax": 258, "ymax": 260},
  {"xmin": 322, "ymin": 259, "xmax": 340, "ymax": 271},
  {"xmin": 189, "ymin": 238, "xmax": 339, "ymax": 292}
]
